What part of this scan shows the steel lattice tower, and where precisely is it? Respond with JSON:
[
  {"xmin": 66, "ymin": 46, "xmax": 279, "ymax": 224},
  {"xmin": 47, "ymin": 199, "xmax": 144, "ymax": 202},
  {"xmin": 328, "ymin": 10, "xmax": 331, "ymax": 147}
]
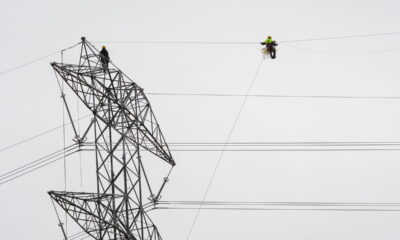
[{"xmin": 49, "ymin": 37, "xmax": 175, "ymax": 240}]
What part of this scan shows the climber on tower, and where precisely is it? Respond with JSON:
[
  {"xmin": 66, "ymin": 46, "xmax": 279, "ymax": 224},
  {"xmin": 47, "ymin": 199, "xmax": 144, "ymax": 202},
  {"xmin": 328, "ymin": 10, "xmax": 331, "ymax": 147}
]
[{"xmin": 99, "ymin": 45, "xmax": 110, "ymax": 71}]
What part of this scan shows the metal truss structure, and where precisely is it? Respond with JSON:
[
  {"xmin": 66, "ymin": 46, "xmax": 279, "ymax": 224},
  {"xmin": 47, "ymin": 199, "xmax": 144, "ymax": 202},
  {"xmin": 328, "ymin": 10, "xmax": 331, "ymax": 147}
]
[{"xmin": 49, "ymin": 37, "xmax": 175, "ymax": 240}]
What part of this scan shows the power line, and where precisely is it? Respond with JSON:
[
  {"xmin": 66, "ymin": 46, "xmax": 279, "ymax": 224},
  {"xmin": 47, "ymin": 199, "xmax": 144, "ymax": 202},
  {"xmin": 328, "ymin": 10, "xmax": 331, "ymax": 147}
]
[
  {"xmin": 3, "ymin": 110, "xmax": 400, "ymax": 156},
  {"xmin": 157, "ymin": 200, "xmax": 400, "ymax": 212},
  {"xmin": 3, "ymin": 93, "xmax": 400, "ymax": 154},
  {"xmin": 3, "ymin": 141, "xmax": 399, "ymax": 187},
  {"xmin": 283, "ymin": 44, "xmax": 400, "ymax": 55},
  {"xmin": 4, "ymin": 140, "xmax": 400, "ymax": 186},
  {"xmin": 0, "ymin": 145, "xmax": 78, "ymax": 183},
  {"xmin": 3, "ymin": 31, "xmax": 400, "ymax": 78},
  {"xmin": 0, "ymin": 114, "xmax": 91, "ymax": 153},
  {"xmin": 0, "ymin": 145, "xmax": 79, "ymax": 186},
  {"xmin": 94, "ymin": 41, "xmax": 257, "ymax": 45},
  {"xmin": 167, "ymin": 149, "xmax": 400, "ymax": 152},
  {"xmin": 0, "ymin": 42, "xmax": 80, "ymax": 77},
  {"xmin": 185, "ymin": 57, "xmax": 264, "ymax": 240},
  {"xmin": 0, "ymin": 150, "xmax": 78, "ymax": 186},
  {"xmin": 146, "ymin": 92, "xmax": 400, "ymax": 100},
  {"xmin": 0, "ymin": 144, "xmax": 77, "ymax": 180},
  {"xmin": 156, "ymin": 207, "xmax": 400, "ymax": 212},
  {"xmin": 81, "ymin": 142, "xmax": 400, "ymax": 152},
  {"xmin": 0, "ymin": 50, "xmax": 60, "ymax": 77},
  {"xmin": 86, "ymin": 141, "xmax": 400, "ymax": 146},
  {"xmin": 280, "ymin": 31, "xmax": 400, "ymax": 43},
  {"xmin": 159, "ymin": 200, "xmax": 400, "ymax": 206},
  {"xmin": 168, "ymin": 142, "xmax": 400, "ymax": 146},
  {"xmin": 93, "ymin": 31, "xmax": 400, "ymax": 45},
  {"xmin": 83, "ymin": 148, "xmax": 400, "ymax": 152}
]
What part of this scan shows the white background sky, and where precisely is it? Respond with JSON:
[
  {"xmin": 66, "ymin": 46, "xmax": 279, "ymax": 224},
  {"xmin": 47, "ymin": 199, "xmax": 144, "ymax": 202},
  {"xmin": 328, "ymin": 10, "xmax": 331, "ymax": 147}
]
[{"xmin": 1, "ymin": 0, "xmax": 400, "ymax": 239}]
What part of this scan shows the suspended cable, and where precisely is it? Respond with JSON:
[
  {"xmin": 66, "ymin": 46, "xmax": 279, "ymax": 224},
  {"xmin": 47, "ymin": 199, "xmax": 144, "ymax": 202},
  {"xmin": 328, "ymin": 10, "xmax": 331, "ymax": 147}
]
[
  {"xmin": 146, "ymin": 92, "xmax": 400, "ymax": 100},
  {"xmin": 167, "ymin": 142, "xmax": 400, "ymax": 146},
  {"xmin": 0, "ymin": 145, "xmax": 79, "ymax": 186},
  {"xmin": 159, "ymin": 200, "xmax": 400, "ymax": 206},
  {"xmin": 185, "ymin": 57, "xmax": 264, "ymax": 240},
  {"xmin": 167, "ymin": 149, "xmax": 400, "ymax": 152},
  {"xmin": 0, "ymin": 114, "xmax": 91, "ymax": 154},
  {"xmin": 93, "ymin": 31, "xmax": 400, "ymax": 45},
  {"xmin": 81, "ymin": 142, "xmax": 400, "ymax": 152},
  {"xmin": 279, "ymin": 31, "xmax": 400, "ymax": 43},
  {"xmin": 157, "ymin": 200, "xmax": 400, "ymax": 212},
  {"xmin": 0, "ymin": 42, "xmax": 80, "ymax": 77},
  {"xmin": 2, "ymin": 31, "xmax": 399, "ymax": 77},
  {"xmin": 4, "ymin": 114, "xmax": 400, "ymax": 156},
  {"xmin": 0, "ymin": 110, "xmax": 400, "ymax": 152},
  {"xmin": 0, "ymin": 144, "xmax": 78, "ymax": 181},
  {"xmin": 283, "ymin": 44, "xmax": 400, "ymax": 55},
  {"xmin": 3, "ymin": 141, "xmax": 399, "ymax": 187},
  {"xmin": 94, "ymin": 41, "xmax": 257, "ymax": 45},
  {"xmin": 85, "ymin": 141, "xmax": 400, "ymax": 146},
  {"xmin": 0, "ymin": 51, "xmax": 60, "ymax": 77},
  {"xmin": 157, "ymin": 207, "xmax": 400, "ymax": 212}
]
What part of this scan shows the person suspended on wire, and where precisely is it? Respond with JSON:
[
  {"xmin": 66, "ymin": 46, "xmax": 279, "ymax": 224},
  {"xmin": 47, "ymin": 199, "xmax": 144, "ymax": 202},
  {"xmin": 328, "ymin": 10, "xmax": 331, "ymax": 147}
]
[
  {"xmin": 260, "ymin": 36, "xmax": 278, "ymax": 59},
  {"xmin": 99, "ymin": 45, "xmax": 110, "ymax": 71}
]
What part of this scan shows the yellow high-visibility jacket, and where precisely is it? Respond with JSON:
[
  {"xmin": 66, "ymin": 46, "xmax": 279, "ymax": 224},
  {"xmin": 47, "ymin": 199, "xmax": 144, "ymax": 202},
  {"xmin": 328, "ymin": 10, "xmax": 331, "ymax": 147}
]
[{"xmin": 264, "ymin": 38, "xmax": 274, "ymax": 44}]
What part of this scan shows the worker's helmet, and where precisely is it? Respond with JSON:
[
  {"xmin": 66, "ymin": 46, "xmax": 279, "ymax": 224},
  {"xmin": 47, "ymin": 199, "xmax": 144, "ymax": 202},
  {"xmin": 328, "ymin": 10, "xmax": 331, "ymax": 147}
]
[{"xmin": 102, "ymin": 45, "xmax": 106, "ymax": 49}]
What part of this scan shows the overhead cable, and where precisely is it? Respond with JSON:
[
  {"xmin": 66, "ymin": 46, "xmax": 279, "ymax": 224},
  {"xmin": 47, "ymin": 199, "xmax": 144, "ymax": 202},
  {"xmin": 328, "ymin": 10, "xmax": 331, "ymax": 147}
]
[
  {"xmin": 283, "ymin": 44, "xmax": 400, "ymax": 55},
  {"xmin": 156, "ymin": 207, "xmax": 400, "ymax": 212},
  {"xmin": 280, "ymin": 31, "xmax": 400, "ymax": 43},
  {"xmin": 167, "ymin": 142, "xmax": 400, "ymax": 146},
  {"xmin": 94, "ymin": 41, "xmax": 256, "ymax": 45},
  {"xmin": 0, "ymin": 145, "xmax": 79, "ymax": 186},
  {"xmin": 0, "ymin": 113, "xmax": 91, "ymax": 153},
  {"xmin": 167, "ymin": 148, "xmax": 400, "ymax": 152},
  {"xmin": 94, "ymin": 31, "xmax": 400, "ymax": 45},
  {"xmin": 3, "ymin": 141, "xmax": 400, "ymax": 186},
  {"xmin": 159, "ymin": 200, "xmax": 400, "ymax": 206},
  {"xmin": 3, "ymin": 31, "xmax": 400, "ymax": 77},
  {"xmin": 185, "ymin": 57, "xmax": 264, "ymax": 240},
  {"xmin": 146, "ymin": 92, "xmax": 400, "ymax": 100},
  {"xmin": 81, "ymin": 142, "xmax": 400, "ymax": 152},
  {"xmin": 156, "ymin": 200, "xmax": 400, "ymax": 212},
  {"xmin": 0, "ymin": 42, "xmax": 80, "ymax": 77},
  {"xmin": 0, "ymin": 144, "xmax": 77, "ymax": 180}
]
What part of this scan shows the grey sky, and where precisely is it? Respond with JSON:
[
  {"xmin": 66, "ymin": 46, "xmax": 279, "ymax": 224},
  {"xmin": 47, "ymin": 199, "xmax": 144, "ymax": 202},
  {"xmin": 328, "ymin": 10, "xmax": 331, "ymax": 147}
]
[{"xmin": 1, "ymin": 0, "xmax": 400, "ymax": 239}]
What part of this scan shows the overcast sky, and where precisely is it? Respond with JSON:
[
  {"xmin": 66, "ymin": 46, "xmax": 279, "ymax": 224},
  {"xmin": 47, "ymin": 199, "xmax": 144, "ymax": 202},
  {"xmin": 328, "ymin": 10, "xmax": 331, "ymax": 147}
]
[{"xmin": 1, "ymin": 0, "xmax": 400, "ymax": 239}]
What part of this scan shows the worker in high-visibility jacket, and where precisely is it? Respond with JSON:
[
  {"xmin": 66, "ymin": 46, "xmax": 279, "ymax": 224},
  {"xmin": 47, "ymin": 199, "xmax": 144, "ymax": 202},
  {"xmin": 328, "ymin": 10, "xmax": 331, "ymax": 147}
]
[
  {"xmin": 264, "ymin": 36, "xmax": 274, "ymax": 44},
  {"xmin": 260, "ymin": 36, "xmax": 277, "ymax": 59}
]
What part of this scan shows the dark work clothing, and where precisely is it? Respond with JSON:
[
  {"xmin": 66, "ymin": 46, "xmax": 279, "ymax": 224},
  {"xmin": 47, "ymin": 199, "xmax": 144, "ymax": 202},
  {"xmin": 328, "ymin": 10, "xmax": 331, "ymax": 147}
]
[
  {"xmin": 99, "ymin": 48, "xmax": 110, "ymax": 69},
  {"xmin": 266, "ymin": 41, "xmax": 277, "ymax": 59},
  {"xmin": 260, "ymin": 40, "xmax": 277, "ymax": 59}
]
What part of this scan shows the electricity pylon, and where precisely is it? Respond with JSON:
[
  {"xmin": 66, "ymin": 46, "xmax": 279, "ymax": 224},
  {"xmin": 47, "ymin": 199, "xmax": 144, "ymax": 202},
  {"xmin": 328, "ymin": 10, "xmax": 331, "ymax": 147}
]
[{"xmin": 49, "ymin": 37, "xmax": 175, "ymax": 240}]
